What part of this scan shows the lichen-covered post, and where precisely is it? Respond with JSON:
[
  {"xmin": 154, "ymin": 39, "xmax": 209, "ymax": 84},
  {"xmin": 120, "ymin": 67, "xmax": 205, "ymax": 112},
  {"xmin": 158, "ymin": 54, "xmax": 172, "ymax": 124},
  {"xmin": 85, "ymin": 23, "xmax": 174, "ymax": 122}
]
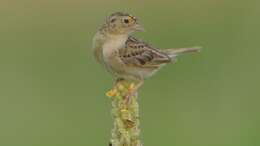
[{"xmin": 106, "ymin": 81, "xmax": 142, "ymax": 146}]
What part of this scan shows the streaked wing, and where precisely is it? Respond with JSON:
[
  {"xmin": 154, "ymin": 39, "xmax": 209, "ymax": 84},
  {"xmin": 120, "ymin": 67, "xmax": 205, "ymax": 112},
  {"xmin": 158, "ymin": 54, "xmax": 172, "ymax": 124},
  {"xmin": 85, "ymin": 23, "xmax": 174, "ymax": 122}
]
[{"xmin": 119, "ymin": 36, "xmax": 171, "ymax": 68}]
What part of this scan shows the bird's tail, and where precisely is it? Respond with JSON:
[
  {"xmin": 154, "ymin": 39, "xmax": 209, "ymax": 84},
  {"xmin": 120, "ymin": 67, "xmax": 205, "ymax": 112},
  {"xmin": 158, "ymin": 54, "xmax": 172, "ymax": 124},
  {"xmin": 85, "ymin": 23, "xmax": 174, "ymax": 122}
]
[{"xmin": 163, "ymin": 46, "xmax": 201, "ymax": 59}]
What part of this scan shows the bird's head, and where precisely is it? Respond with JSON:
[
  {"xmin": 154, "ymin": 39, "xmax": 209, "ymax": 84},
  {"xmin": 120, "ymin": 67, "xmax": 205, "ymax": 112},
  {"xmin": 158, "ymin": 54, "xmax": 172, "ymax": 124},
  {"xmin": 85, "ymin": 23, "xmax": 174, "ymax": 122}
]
[{"xmin": 104, "ymin": 12, "xmax": 144, "ymax": 35}]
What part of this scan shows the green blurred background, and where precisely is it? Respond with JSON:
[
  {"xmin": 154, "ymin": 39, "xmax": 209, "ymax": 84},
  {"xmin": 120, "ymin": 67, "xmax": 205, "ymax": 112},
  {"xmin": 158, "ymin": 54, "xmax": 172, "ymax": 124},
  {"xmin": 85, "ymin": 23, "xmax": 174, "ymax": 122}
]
[{"xmin": 0, "ymin": 0, "xmax": 259, "ymax": 145}]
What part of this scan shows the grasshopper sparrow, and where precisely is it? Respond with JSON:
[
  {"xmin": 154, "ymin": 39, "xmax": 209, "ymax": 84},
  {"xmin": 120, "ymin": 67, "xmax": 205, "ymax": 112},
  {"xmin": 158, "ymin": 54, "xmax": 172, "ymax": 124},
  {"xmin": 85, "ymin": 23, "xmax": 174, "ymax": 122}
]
[{"xmin": 92, "ymin": 12, "xmax": 200, "ymax": 102}]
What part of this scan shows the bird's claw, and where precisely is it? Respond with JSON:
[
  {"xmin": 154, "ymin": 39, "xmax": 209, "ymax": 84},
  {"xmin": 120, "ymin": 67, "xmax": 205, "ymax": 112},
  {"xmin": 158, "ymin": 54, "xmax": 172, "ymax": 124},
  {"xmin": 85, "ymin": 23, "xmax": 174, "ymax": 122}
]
[{"xmin": 123, "ymin": 83, "xmax": 136, "ymax": 104}]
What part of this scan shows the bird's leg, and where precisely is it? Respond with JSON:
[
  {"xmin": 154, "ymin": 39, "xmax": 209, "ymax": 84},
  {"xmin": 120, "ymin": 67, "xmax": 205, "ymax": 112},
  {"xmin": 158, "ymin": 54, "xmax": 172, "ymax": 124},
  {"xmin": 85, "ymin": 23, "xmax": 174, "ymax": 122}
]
[
  {"xmin": 124, "ymin": 80, "xmax": 144, "ymax": 104},
  {"xmin": 114, "ymin": 78, "xmax": 125, "ymax": 87}
]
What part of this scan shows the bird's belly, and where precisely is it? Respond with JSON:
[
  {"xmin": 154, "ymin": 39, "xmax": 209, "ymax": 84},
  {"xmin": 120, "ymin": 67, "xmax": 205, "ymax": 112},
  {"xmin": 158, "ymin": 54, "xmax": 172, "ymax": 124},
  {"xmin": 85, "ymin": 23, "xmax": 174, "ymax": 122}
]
[
  {"xmin": 103, "ymin": 59, "xmax": 161, "ymax": 80},
  {"xmin": 124, "ymin": 66, "xmax": 161, "ymax": 80}
]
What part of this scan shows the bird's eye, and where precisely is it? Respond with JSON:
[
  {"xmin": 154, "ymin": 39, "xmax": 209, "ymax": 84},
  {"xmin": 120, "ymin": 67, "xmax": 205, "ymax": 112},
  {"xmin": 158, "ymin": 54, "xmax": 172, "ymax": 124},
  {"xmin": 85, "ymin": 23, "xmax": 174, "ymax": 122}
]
[{"xmin": 124, "ymin": 19, "xmax": 129, "ymax": 24}]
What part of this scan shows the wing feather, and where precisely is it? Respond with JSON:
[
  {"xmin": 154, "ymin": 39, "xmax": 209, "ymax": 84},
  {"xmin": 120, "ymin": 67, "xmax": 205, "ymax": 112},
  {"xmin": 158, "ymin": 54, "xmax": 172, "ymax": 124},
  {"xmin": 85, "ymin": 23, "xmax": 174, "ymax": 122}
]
[{"xmin": 119, "ymin": 36, "xmax": 171, "ymax": 68}]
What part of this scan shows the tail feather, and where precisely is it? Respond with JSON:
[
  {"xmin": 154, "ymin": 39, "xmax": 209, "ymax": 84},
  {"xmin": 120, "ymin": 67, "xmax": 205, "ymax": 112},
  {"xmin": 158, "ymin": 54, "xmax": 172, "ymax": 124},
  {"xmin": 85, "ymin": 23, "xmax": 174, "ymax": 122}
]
[{"xmin": 164, "ymin": 46, "xmax": 201, "ymax": 59}]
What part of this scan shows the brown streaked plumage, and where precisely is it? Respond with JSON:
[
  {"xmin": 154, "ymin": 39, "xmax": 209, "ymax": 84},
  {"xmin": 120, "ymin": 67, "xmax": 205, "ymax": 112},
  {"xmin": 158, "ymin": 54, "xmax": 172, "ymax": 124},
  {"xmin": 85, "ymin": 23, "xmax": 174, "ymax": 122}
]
[{"xmin": 92, "ymin": 12, "xmax": 201, "ymax": 102}]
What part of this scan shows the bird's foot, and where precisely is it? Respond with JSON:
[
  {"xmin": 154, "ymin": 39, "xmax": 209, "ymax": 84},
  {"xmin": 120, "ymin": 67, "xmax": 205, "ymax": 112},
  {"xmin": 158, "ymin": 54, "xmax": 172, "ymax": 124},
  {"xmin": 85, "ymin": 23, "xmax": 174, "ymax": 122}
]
[{"xmin": 123, "ymin": 83, "xmax": 136, "ymax": 104}]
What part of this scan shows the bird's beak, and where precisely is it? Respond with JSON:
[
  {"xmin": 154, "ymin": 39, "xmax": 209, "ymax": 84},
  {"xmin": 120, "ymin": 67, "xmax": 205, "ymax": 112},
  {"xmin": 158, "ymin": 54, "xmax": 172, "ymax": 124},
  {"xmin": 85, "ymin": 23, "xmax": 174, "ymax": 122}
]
[{"xmin": 133, "ymin": 23, "xmax": 145, "ymax": 32}]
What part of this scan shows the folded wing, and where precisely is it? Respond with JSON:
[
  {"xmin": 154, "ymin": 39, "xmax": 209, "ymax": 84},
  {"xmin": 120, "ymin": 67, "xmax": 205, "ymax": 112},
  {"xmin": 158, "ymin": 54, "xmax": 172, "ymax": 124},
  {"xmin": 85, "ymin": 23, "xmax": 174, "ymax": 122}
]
[{"xmin": 119, "ymin": 36, "xmax": 171, "ymax": 68}]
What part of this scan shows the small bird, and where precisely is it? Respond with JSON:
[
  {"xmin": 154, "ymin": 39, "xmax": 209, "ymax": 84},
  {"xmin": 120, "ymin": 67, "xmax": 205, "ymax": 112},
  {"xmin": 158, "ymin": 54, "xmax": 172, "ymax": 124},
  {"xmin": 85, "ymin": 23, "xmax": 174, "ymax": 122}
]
[{"xmin": 92, "ymin": 12, "xmax": 200, "ymax": 102}]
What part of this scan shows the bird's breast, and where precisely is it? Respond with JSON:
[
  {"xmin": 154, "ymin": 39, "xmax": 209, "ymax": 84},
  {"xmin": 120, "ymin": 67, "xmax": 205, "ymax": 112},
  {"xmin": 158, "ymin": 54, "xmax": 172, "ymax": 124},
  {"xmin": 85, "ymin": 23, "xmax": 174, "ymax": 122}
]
[
  {"xmin": 102, "ymin": 35, "xmax": 128, "ymax": 76},
  {"xmin": 102, "ymin": 35, "xmax": 127, "ymax": 62}
]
